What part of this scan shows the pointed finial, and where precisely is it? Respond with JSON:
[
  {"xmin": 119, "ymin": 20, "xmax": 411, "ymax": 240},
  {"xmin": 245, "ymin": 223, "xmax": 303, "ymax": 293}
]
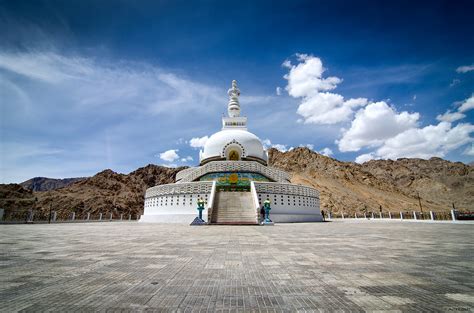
[{"xmin": 227, "ymin": 80, "xmax": 241, "ymax": 117}]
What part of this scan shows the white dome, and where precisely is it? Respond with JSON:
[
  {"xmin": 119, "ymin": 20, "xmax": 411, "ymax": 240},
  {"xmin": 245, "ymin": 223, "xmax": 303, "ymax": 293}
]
[{"xmin": 200, "ymin": 129, "xmax": 267, "ymax": 164}]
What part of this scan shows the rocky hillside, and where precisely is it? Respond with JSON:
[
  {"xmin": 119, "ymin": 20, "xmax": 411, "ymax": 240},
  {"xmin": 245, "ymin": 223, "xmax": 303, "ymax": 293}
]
[
  {"xmin": 0, "ymin": 165, "xmax": 183, "ymax": 220},
  {"xmin": 1, "ymin": 149, "xmax": 472, "ymax": 220},
  {"xmin": 268, "ymin": 147, "xmax": 473, "ymax": 214},
  {"xmin": 20, "ymin": 177, "xmax": 86, "ymax": 191}
]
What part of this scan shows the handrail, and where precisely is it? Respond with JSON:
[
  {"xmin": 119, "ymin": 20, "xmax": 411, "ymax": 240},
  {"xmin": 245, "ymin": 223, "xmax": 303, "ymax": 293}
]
[
  {"xmin": 207, "ymin": 181, "xmax": 217, "ymax": 222},
  {"xmin": 250, "ymin": 181, "xmax": 261, "ymax": 223}
]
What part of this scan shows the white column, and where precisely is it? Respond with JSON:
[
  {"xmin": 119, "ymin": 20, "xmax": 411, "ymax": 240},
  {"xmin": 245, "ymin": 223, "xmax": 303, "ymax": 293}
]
[
  {"xmin": 128, "ymin": 214, "xmax": 131, "ymax": 221},
  {"xmin": 71, "ymin": 212, "xmax": 75, "ymax": 221},
  {"xmin": 364, "ymin": 213, "xmax": 367, "ymax": 219},
  {"xmin": 52, "ymin": 211, "xmax": 57, "ymax": 222},
  {"xmin": 120, "ymin": 214, "xmax": 123, "ymax": 220},
  {"xmin": 87, "ymin": 213, "xmax": 90, "ymax": 220},
  {"xmin": 99, "ymin": 213, "xmax": 102, "ymax": 221},
  {"xmin": 400, "ymin": 212, "xmax": 403, "ymax": 220},
  {"xmin": 388, "ymin": 212, "xmax": 392, "ymax": 219},
  {"xmin": 328, "ymin": 212, "xmax": 332, "ymax": 220},
  {"xmin": 413, "ymin": 211, "xmax": 417, "ymax": 220},
  {"xmin": 371, "ymin": 212, "xmax": 375, "ymax": 219},
  {"xmin": 430, "ymin": 211, "xmax": 434, "ymax": 221},
  {"xmin": 355, "ymin": 213, "xmax": 358, "ymax": 219},
  {"xmin": 379, "ymin": 212, "xmax": 383, "ymax": 219},
  {"xmin": 341, "ymin": 212, "xmax": 345, "ymax": 219},
  {"xmin": 109, "ymin": 213, "xmax": 113, "ymax": 221},
  {"xmin": 451, "ymin": 210, "xmax": 457, "ymax": 221}
]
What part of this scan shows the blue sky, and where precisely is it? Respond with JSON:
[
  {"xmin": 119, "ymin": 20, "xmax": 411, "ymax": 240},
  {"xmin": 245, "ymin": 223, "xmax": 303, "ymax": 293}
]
[{"xmin": 1, "ymin": 0, "xmax": 473, "ymax": 183}]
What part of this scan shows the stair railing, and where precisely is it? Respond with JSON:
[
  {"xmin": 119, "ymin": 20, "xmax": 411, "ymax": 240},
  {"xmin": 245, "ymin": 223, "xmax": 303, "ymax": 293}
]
[
  {"xmin": 206, "ymin": 181, "xmax": 217, "ymax": 223},
  {"xmin": 250, "ymin": 181, "xmax": 260, "ymax": 223}
]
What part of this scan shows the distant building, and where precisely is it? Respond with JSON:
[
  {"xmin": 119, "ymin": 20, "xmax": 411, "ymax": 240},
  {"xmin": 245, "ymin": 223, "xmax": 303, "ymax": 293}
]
[{"xmin": 140, "ymin": 81, "xmax": 323, "ymax": 224}]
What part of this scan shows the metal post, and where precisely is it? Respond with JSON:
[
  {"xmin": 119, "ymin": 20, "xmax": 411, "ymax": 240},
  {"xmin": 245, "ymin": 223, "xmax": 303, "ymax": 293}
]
[
  {"xmin": 400, "ymin": 212, "xmax": 403, "ymax": 220},
  {"xmin": 87, "ymin": 213, "xmax": 90, "ymax": 220},
  {"xmin": 120, "ymin": 214, "xmax": 123, "ymax": 220},
  {"xmin": 109, "ymin": 213, "xmax": 113, "ymax": 221},
  {"xmin": 388, "ymin": 212, "xmax": 392, "ymax": 219},
  {"xmin": 341, "ymin": 212, "xmax": 345, "ymax": 219},
  {"xmin": 451, "ymin": 209, "xmax": 456, "ymax": 221},
  {"xmin": 379, "ymin": 212, "xmax": 383, "ymax": 219},
  {"xmin": 413, "ymin": 211, "xmax": 417, "ymax": 220},
  {"xmin": 371, "ymin": 212, "xmax": 375, "ymax": 219},
  {"xmin": 355, "ymin": 213, "xmax": 358, "ymax": 219},
  {"xmin": 52, "ymin": 211, "xmax": 57, "ymax": 222},
  {"xmin": 128, "ymin": 214, "xmax": 131, "ymax": 221},
  {"xmin": 71, "ymin": 212, "xmax": 75, "ymax": 221},
  {"xmin": 99, "ymin": 213, "xmax": 102, "ymax": 221},
  {"xmin": 430, "ymin": 211, "xmax": 434, "ymax": 221}
]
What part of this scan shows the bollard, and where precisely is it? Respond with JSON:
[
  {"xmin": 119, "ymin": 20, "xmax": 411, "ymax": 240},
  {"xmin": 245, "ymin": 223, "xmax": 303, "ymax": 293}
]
[
  {"xmin": 99, "ymin": 213, "xmax": 102, "ymax": 221},
  {"xmin": 413, "ymin": 211, "xmax": 417, "ymax": 220},
  {"xmin": 136, "ymin": 214, "xmax": 139, "ymax": 220},
  {"xmin": 364, "ymin": 213, "xmax": 367, "ymax": 219},
  {"xmin": 87, "ymin": 212, "xmax": 90, "ymax": 220},
  {"xmin": 128, "ymin": 214, "xmax": 131, "ymax": 221},
  {"xmin": 355, "ymin": 213, "xmax": 358, "ymax": 219},
  {"xmin": 341, "ymin": 212, "xmax": 345, "ymax": 219},
  {"xmin": 120, "ymin": 214, "xmax": 123, "ymax": 221},
  {"xmin": 109, "ymin": 213, "xmax": 113, "ymax": 221},
  {"xmin": 52, "ymin": 211, "xmax": 57, "ymax": 222},
  {"xmin": 379, "ymin": 212, "xmax": 383, "ymax": 219},
  {"xmin": 371, "ymin": 212, "xmax": 375, "ymax": 219},
  {"xmin": 328, "ymin": 212, "xmax": 332, "ymax": 220},
  {"xmin": 400, "ymin": 212, "xmax": 403, "ymax": 220},
  {"xmin": 388, "ymin": 212, "xmax": 392, "ymax": 219},
  {"xmin": 430, "ymin": 211, "xmax": 434, "ymax": 221},
  {"xmin": 71, "ymin": 212, "xmax": 75, "ymax": 221},
  {"xmin": 451, "ymin": 209, "xmax": 456, "ymax": 221}
]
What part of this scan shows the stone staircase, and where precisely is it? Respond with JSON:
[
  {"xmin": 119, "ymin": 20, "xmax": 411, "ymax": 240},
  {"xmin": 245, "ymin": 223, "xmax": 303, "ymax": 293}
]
[{"xmin": 210, "ymin": 191, "xmax": 258, "ymax": 224}]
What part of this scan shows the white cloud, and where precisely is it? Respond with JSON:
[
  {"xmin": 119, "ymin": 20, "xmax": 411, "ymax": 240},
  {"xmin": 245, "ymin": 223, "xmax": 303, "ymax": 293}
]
[
  {"xmin": 456, "ymin": 65, "xmax": 474, "ymax": 73},
  {"xmin": 437, "ymin": 94, "xmax": 474, "ymax": 122},
  {"xmin": 305, "ymin": 144, "xmax": 314, "ymax": 150},
  {"xmin": 355, "ymin": 153, "xmax": 376, "ymax": 164},
  {"xmin": 189, "ymin": 136, "xmax": 209, "ymax": 148},
  {"xmin": 319, "ymin": 147, "xmax": 333, "ymax": 156},
  {"xmin": 464, "ymin": 144, "xmax": 474, "ymax": 156},
  {"xmin": 180, "ymin": 156, "xmax": 193, "ymax": 162},
  {"xmin": 338, "ymin": 101, "xmax": 419, "ymax": 152},
  {"xmin": 459, "ymin": 94, "xmax": 474, "ymax": 112},
  {"xmin": 262, "ymin": 139, "xmax": 289, "ymax": 152},
  {"xmin": 276, "ymin": 86, "xmax": 282, "ymax": 96},
  {"xmin": 159, "ymin": 149, "xmax": 179, "ymax": 162},
  {"xmin": 283, "ymin": 54, "xmax": 367, "ymax": 124},
  {"xmin": 375, "ymin": 122, "xmax": 474, "ymax": 159},
  {"xmin": 436, "ymin": 111, "xmax": 466, "ymax": 122}
]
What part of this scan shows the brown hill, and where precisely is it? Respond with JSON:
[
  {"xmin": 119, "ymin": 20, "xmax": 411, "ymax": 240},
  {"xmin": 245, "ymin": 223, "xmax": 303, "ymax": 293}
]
[
  {"xmin": 20, "ymin": 177, "xmax": 87, "ymax": 191},
  {"xmin": 14, "ymin": 165, "xmax": 183, "ymax": 220},
  {"xmin": 268, "ymin": 147, "xmax": 473, "ymax": 214},
  {"xmin": 1, "ymin": 149, "xmax": 472, "ymax": 221}
]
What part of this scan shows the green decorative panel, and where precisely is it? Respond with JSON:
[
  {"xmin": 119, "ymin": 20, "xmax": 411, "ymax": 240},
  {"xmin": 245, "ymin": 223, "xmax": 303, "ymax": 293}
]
[{"xmin": 199, "ymin": 172, "xmax": 270, "ymax": 187}]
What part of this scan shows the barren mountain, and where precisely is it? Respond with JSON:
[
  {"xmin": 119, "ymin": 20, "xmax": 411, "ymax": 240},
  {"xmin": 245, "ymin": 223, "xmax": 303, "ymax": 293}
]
[
  {"xmin": 268, "ymin": 147, "xmax": 473, "ymax": 214},
  {"xmin": 1, "ymin": 148, "xmax": 472, "ymax": 220},
  {"xmin": 21, "ymin": 177, "xmax": 86, "ymax": 191}
]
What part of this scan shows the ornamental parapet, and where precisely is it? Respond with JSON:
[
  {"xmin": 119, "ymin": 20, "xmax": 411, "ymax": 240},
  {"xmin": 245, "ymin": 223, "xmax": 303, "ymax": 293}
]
[
  {"xmin": 175, "ymin": 161, "xmax": 290, "ymax": 183},
  {"xmin": 145, "ymin": 181, "xmax": 214, "ymax": 198},
  {"xmin": 253, "ymin": 182, "xmax": 320, "ymax": 199}
]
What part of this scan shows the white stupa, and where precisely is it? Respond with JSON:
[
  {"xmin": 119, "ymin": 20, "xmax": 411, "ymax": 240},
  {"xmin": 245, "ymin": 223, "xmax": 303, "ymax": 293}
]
[{"xmin": 140, "ymin": 80, "xmax": 323, "ymax": 224}]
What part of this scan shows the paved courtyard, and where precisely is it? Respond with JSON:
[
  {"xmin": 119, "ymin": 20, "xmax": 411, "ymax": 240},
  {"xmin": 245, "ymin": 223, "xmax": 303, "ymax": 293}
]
[{"xmin": 0, "ymin": 221, "xmax": 473, "ymax": 312}]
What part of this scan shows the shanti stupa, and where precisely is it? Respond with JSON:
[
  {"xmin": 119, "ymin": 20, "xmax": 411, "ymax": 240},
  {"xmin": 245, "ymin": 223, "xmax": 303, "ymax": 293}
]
[{"xmin": 140, "ymin": 80, "xmax": 323, "ymax": 224}]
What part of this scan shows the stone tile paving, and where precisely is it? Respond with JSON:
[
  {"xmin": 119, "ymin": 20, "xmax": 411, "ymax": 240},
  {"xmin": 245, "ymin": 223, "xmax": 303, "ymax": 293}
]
[{"xmin": 0, "ymin": 221, "xmax": 473, "ymax": 312}]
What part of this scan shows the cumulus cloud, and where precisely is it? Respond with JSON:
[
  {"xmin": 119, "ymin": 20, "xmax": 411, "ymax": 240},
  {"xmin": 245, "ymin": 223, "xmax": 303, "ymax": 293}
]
[
  {"xmin": 464, "ymin": 144, "xmax": 474, "ymax": 156},
  {"xmin": 456, "ymin": 65, "xmax": 474, "ymax": 73},
  {"xmin": 437, "ymin": 94, "xmax": 474, "ymax": 122},
  {"xmin": 189, "ymin": 136, "xmax": 209, "ymax": 148},
  {"xmin": 180, "ymin": 156, "xmax": 193, "ymax": 162},
  {"xmin": 159, "ymin": 149, "xmax": 179, "ymax": 162},
  {"xmin": 262, "ymin": 139, "xmax": 289, "ymax": 152},
  {"xmin": 355, "ymin": 153, "xmax": 376, "ymax": 164},
  {"xmin": 283, "ymin": 54, "xmax": 367, "ymax": 124},
  {"xmin": 319, "ymin": 147, "xmax": 333, "ymax": 156},
  {"xmin": 338, "ymin": 101, "xmax": 419, "ymax": 152},
  {"xmin": 375, "ymin": 122, "xmax": 474, "ymax": 159}
]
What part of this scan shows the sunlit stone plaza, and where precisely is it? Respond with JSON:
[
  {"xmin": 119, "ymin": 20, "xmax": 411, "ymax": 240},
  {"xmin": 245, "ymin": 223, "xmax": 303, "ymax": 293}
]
[{"xmin": 1, "ymin": 221, "xmax": 473, "ymax": 312}]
